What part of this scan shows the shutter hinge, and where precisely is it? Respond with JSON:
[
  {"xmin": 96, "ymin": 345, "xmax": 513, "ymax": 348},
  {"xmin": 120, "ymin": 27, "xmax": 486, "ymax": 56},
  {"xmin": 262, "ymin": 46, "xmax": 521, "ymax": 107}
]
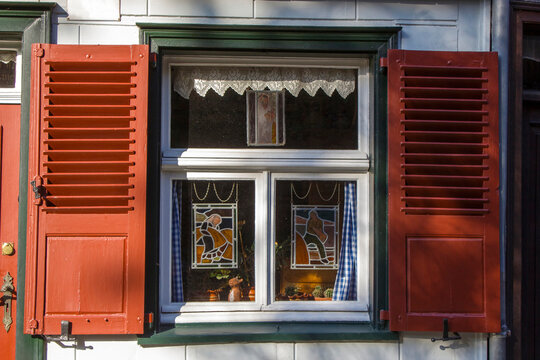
[
  {"xmin": 380, "ymin": 57, "xmax": 388, "ymax": 68},
  {"xmin": 28, "ymin": 319, "xmax": 38, "ymax": 329},
  {"xmin": 379, "ymin": 309, "xmax": 390, "ymax": 321},
  {"xmin": 34, "ymin": 48, "xmax": 44, "ymax": 58},
  {"xmin": 150, "ymin": 53, "xmax": 158, "ymax": 69},
  {"xmin": 31, "ymin": 176, "xmax": 44, "ymax": 205},
  {"xmin": 145, "ymin": 312, "xmax": 154, "ymax": 330}
]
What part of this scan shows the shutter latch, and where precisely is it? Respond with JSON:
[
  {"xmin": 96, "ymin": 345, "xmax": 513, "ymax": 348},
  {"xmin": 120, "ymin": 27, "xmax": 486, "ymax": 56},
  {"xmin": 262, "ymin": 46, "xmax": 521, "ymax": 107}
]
[
  {"xmin": 30, "ymin": 176, "xmax": 44, "ymax": 205},
  {"xmin": 431, "ymin": 318, "xmax": 461, "ymax": 342},
  {"xmin": 44, "ymin": 320, "xmax": 74, "ymax": 341}
]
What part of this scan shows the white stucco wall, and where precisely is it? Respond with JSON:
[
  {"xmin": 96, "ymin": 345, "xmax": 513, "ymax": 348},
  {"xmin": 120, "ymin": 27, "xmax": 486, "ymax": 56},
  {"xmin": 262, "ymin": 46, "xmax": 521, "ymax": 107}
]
[
  {"xmin": 47, "ymin": 333, "xmax": 488, "ymax": 360},
  {"xmin": 4, "ymin": 0, "xmax": 493, "ymax": 359},
  {"xmin": 45, "ymin": 0, "xmax": 491, "ymax": 52}
]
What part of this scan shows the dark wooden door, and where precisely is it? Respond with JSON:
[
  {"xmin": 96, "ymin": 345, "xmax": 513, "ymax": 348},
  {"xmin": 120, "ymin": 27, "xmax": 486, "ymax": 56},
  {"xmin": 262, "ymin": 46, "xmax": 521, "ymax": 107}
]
[
  {"xmin": 522, "ymin": 93, "xmax": 540, "ymax": 359},
  {"xmin": 513, "ymin": 11, "xmax": 540, "ymax": 359}
]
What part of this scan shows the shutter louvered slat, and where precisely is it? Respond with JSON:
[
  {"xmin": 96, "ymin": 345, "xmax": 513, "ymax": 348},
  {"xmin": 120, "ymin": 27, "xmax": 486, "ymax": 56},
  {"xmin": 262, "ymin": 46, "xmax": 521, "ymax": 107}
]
[
  {"xmin": 399, "ymin": 61, "xmax": 490, "ymax": 215},
  {"xmin": 45, "ymin": 184, "xmax": 134, "ymax": 196},
  {"xmin": 42, "ymin": 59, "xmax": 139, "ymax": 213}
]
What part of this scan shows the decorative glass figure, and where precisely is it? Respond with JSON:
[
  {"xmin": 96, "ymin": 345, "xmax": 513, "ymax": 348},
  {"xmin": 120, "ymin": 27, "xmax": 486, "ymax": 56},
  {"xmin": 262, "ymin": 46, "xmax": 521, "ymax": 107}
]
[
  {"xmin": 192, "ymin": 203, "xmax": 238, "ymax": 269},
  {"xmin": 291, "ymin": 205, "xmax": 339, "ymax": 269}
]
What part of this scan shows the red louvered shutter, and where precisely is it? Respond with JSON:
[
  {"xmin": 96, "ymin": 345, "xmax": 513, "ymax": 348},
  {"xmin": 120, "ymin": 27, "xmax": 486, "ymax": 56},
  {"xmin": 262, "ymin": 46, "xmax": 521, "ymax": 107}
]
[
  {"xmin": 24, "ymin": 44, "xmax": 148, "ymax": 335},
  {"xmin": 387, "ymin": 50, "xmax": 500, "ymax": 332}
]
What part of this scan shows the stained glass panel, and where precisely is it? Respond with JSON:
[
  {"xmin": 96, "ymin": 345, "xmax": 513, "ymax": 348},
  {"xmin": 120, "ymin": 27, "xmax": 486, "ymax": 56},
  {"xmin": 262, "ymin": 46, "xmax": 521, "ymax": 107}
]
[
  {"xmin": 192, "ymin": 203, "xmax": 238, "ymax": 269},
  {"xmin": 291, "ymin": 205, "xmax": 339, "ymax": 269}
]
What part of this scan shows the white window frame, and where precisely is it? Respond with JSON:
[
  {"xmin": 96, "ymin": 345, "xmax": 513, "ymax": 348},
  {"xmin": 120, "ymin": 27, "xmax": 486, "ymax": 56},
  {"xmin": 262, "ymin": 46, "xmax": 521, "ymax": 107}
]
[
  {"xmin": 0, "ymin": 41, "xmax": 22, "ymax": 104},
  {"xmin": 160, "ymin": 54, "xmax": 373, "ymax": 325}
]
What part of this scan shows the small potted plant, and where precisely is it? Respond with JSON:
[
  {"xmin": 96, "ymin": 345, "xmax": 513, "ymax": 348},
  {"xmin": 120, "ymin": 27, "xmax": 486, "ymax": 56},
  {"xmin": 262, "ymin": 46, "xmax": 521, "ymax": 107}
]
[
  {"xmin": 312, "ymin": 285, "xmax": 332, "ymax": 301},
  {"xmin": 324, "ymin": 288, "xmax": 334, "ymax": 300}
]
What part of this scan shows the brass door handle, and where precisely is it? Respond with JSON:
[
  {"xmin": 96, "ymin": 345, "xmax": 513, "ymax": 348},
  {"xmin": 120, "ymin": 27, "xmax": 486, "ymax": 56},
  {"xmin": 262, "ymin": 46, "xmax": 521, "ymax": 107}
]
[{"xmin": 0, "ymin": 272, "xmax": 14, "ymax": 332}]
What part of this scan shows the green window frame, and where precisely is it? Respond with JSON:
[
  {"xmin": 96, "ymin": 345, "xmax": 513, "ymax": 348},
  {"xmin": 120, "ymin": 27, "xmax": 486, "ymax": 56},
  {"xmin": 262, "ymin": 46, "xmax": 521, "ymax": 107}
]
[{"xmin": 139, "ymin": 24, "xmax": 400, "ymax": 344}]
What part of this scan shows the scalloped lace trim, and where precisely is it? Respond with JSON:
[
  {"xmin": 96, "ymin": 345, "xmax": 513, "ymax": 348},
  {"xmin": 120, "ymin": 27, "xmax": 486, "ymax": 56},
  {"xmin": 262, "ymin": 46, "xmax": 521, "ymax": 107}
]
[{"xmin": 174, "ymin": 66, "xmax": 356, "ymax": 99}]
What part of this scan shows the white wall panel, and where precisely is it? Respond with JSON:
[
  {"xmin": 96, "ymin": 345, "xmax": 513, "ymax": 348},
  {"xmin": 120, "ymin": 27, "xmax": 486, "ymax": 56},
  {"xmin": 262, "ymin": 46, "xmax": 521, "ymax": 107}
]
[
  {"xmin": 400, "ymin": 25, "xmax": 458, "ymax": 51},
  {"xmin": 121, "ymin": 0, "xmax": 147, "ymax": 16},
  {"xmin": 296, "ymin": 342, "xmax": 399, "ymax": 360},
  {"xmin": 74, "ymin": 337, "xmax": 138, "ymax": 360},
  {"xmin": 54, "ymin": 0, "xmax": 68, "ymax": 11},
  {"xmin": 135, "ymin": 345, "xmax": 186, "ymax": 360},
  {"xmin": 457, "ymin": 0, "xmax": 490, "ymax": 51},
  {"xmin": 55, "ymin": 24, "xmax": 79, "ymax": 45},
  {"xmin": 401, "ymin": 332, "xmax": 487, "ymax": 360},
  {"xmin": 47, "ymin": 340, "xmax": 76, "ymax": 360},
  {"xmin": 67, "ymin": 0, "xmax": 120, "ymax": 21},
  {"xmin": 255, "ymin": 0, "xmax": 355, "ymax": 20},
  {"xmin": 277, "ymin": 343, "xmax": 294, "ymax": 360},
  {"xmin": 79, "ymin": 25, "xmax": 139, "ymax": 45},
  {"xmin": 148, "ymin": 0, "xmax": 253, "ymax": 18},
  {"xmin": 186, "ymin": 343, "xmax": 291, "ymax": 360},
  {"xmin": 46, "ymin": 336, "xmax": 490, "ymax": 360},
  {"xmin": 356, "ymin": 0, "xmax": 457, "ymax": 20}
]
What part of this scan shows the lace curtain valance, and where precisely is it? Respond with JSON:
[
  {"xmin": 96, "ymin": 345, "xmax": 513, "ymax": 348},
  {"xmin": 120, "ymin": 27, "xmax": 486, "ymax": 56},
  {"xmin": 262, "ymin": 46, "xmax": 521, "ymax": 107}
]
[
  {"xmin": 173, "ymin": 67, "xmax": 356, "ymax": 99},
  {"xmin": 0, "ymin": 52, "xmax": 16, "ymax": 64}
]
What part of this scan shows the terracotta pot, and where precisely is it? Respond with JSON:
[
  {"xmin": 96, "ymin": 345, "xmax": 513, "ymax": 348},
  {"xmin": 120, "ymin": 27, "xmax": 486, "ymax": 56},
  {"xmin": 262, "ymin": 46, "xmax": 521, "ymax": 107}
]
[{"xmin": 208, "ymin": 289, "xmax": 220, "ymax": 301}]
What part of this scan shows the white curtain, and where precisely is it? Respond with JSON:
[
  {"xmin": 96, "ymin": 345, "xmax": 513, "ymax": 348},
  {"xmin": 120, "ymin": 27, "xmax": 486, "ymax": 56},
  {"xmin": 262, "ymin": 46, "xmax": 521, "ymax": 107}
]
[{"xmin": 174, "ymin": 67, "xmax": 356, "ymax": 99}]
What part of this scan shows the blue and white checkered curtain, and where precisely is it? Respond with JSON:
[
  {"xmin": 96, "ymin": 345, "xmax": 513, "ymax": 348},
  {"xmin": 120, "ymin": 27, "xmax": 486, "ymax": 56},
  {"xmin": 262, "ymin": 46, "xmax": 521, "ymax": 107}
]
[
  {"xmin": 171, "ymin": 181, "xmax": 184, "ymax": 302},
  {"xmin": 333, "ymin": 182, "xmax": 357, "ymax": 301}
]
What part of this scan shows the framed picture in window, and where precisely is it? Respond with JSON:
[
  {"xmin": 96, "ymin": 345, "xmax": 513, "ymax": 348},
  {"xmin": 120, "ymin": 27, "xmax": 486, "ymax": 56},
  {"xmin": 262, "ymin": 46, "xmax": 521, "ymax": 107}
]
[{"xmin": 247, "ymin": 90, "xmax": 285, "ymax": 146}]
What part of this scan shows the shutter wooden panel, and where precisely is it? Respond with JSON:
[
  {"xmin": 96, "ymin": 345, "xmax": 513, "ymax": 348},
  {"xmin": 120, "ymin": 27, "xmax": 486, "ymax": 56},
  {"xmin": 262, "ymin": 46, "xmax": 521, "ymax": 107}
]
[
  {"xmin": 24, "ymin": 44, "xmax": 148, "ymax": 335},
  {"xmin": 388, "ymin": 50, "xmax": 500, "ymax": 332}
]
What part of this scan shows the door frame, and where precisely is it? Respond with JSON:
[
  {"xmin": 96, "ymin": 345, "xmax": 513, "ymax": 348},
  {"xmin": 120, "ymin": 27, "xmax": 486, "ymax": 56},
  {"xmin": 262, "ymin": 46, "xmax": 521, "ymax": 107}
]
[
  {"xmin": 0, "ymin": 3, "xmax": 54, "ymax": 360},
  {"xmin": 510, "ymin": 3, "xmax": 540, "ymax": 359}
]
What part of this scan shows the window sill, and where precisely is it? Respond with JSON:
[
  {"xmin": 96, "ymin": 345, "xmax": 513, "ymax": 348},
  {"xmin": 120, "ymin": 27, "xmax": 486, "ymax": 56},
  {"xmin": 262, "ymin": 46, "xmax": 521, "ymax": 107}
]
[{"xmin": 137, "ymin": 322, "xmax": 398, "ymax": 346}]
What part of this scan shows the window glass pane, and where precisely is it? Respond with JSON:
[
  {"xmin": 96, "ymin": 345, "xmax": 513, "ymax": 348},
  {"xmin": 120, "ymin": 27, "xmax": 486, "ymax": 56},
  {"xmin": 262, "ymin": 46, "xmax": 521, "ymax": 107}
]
[
  {"xmin": 170, "ymin": 66, "xmax": 358, "ymax": 149},
  {"xmin": 524, "ymin": 25, "xmax": 540, "ymax": 91},
  {"xmin": 172, "ymin": 180, "xmax": 256, "ymax": 302},
  {"xmin": 275, "ymin": 180, "xmax": 357, "ymax": 301},
  {"xmin": 0, "ymin": 51, "xmax": 16, "ymax": 88}
]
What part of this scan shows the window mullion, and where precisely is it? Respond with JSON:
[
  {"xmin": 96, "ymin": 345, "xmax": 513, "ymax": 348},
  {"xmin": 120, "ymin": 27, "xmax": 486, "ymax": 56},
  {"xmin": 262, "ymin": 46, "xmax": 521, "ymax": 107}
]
[{"xmin": 257, "ymin": 171, "xmax": 270, "ymax": 307}]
